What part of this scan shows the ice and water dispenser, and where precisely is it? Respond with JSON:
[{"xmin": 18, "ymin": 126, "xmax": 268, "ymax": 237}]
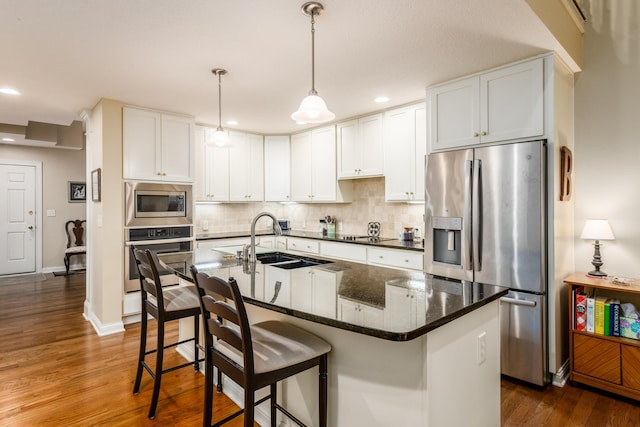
[{"xmin": 431, "ymin": 217, "xmax": 462, "ymax": 267}]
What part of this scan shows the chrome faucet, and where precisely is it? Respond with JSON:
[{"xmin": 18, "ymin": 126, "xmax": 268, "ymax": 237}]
[{"xmin": 243, "ymin": 212, "xmax": 282, "ymax": 263}]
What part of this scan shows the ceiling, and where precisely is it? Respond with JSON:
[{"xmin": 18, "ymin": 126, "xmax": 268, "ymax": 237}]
[{"xmin": 0, "ymin": 0, "xmax": 565, "ymax": 138}]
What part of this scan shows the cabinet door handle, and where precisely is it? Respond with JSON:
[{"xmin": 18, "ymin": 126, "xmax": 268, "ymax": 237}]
[
  {"xmin": 162, "ymin": 172, "xmax": 167, "ymax": 176},
  {"xmin": 481, "ymin": 131, "xmax": 487, "ymax": 136},
  {"xmin": 473, "ymin": 132, "xmax": 479, "ymax": 137}
]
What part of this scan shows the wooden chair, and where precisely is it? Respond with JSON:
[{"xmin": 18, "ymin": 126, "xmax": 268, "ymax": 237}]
[
  {"xmin": 64, "ymin": 219, "xmax": 86, "ymax": 274},
  {"xmin": 191, "ymin": 266, "xmax": 331, "ymax": 427},
  {"xmin": 131, "ymin": 247, "xmax": 203, "ymax": 419}
]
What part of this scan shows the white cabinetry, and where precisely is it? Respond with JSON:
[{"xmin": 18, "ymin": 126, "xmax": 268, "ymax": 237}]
[
  {"xmin": 228, "ymin": 131, "xmax": 264, "ymax": 202},
  {"xmin": 287, "ymin": 237, "xmax": 320, "ymax": 254},
  {"xmin": 320, "ymin": 241, "xmax": 367, "ymax": 263},
  {"xmin": 194, "ymin": 125, "xmax": 229, "ymax": 202},
  {"xmin": 384, "ymin": 282, "xmax": 426, "ymax": 331},
  {"xmin": 383, "ymin": 103, "xmax": 426, "ymax": 202},
  {"xmin": 290, "ymin": 126, "xmax": 352, "ymax": 203},
  {"xmin": 337, "ymin": 114, "xmax": 383, "ymax": 179},
  {"xmin": 290, "ymin": 268, "xmax": 338, "ymax": 319},
  {"xmin": 367, "ymin": 247, "xmax": 423, "ymax": 271},
  {"xmin": 123, "ymin": 106, "xmax": 194, "ymax": 182},
  {"xmin": 428, "ymin": 57, "xmax": 543, "ymax": 151},
  {"xmin": 337, "ymin": 297, "xmax": 384, "ymax": 328},
  {"xmin": 264, "ymin": 136, "xmax": 291, "ymax": 202}
]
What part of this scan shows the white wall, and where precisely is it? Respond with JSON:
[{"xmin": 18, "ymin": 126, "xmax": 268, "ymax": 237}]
[
  {"xmin": 574, "ymin": 1, "xmax": 640, "ymax": 278},
  {"xmin": 1, "ymin": 144, "xmax": 86, "ymax": 271}
]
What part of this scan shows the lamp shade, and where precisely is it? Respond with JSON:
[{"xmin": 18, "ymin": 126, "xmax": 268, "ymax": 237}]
[
  {"xmin": 205, "ymin": 127, "xmax": 233, "ymax": 148},
  {"xmin": 580, "ymin": 219, "xmax": 615, "ymax": 240},
  {"xmin": 291, "ymin": 94, "xmax": 335, "ymax": 124}
]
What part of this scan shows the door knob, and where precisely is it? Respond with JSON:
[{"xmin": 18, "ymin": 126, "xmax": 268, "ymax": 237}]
[
  {"xmin": 28, "ymin": 226, "xmax": 33, "ymax": 230},
  {"xmin": 28, "ymin": 210, "xmax": 33, "ymax": 215}
]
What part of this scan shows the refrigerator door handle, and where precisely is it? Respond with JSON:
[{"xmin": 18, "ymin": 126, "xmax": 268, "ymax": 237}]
[
  {"xmin": 464, "ymin": 160, "xmax": 473, "ymax": 270},
  {"xmin": 500, "ymin": 297, "xmax": 537, "ymax": 307},
  {"xmin": 472, "ymin": 159, "xmax": 482, "ymax": 271}
]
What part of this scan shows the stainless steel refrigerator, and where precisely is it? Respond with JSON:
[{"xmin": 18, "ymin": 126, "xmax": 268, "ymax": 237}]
[{"xmin": 424, "ymin": 140, "xmax": 547, "ymax": 386}]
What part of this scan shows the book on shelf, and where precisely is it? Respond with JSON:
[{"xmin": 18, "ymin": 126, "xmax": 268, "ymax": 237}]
[
  {"xmin": 575, "ymin": 292, "xmax": 587, "ymax": 331},
  {"xmin": 611, "ymin": 301, "xmax": 621, "ymax": 337},
  {"xmin": 586, "ymin": 295, "xmax": 595, "ymax": 333},
  {"xmin": 595, "ymin": 295, "xmax": 607, "ymax": 335},
  {"xmin": 572, "ymin": 285, "xmax": 584, "ymax": 329},
  {"xmin": 604, "ymin": 300, "xmax": 611, "ymax": 336}
]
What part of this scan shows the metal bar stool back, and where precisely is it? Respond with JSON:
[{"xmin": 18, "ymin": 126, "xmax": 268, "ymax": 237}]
[{"xmin": 191, "ymin": 266, "xmax": 331, "ymax": 427}]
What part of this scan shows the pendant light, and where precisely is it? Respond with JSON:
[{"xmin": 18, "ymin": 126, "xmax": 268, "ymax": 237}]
[
  {"xmin": 210, "ymin": 68, "xmax": 231, "ymax": 147},
  {"xmin": 291, "ymin": 1, "xmax": 335, "ymax": 124}
]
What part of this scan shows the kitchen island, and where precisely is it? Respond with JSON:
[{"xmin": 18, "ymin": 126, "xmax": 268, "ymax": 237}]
[{"xmin": 174, "ymin": 247, "xmax": 506, "ymax": 426}]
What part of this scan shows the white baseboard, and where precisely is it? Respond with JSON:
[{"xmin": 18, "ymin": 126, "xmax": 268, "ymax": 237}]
[
  {"xmin": 43, "ymin": 264, "xmax": 86, "ymax": 274},
  {"xmin": 83, "ymin": 299, "xmax": 125, "ymax": 336},
  {"xmin": 552, "ymin": 359, "xmax": 570, "ymax": 387}
]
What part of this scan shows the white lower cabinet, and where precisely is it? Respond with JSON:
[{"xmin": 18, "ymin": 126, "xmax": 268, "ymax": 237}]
[
  {"xmin": 384, "ymin": 283, "xmax": 426, "ymax": 331},
  {"xmin": 337, "ymin": 297, "xmax": 384, "ymax": 329},
  {"xmin": 320, "ymin": 241, "xmax": 367, "ymax": 263},
  {"xmin": 287, "ymin": 237, "xmax": 320, "ymax": 254},
  {"xmin": 367, "ymin": 247, "xmax": 423, "ymax": 270},
  {"xmin": 290, "ymin": 268, "xmax": 338, "ymax": 319}
]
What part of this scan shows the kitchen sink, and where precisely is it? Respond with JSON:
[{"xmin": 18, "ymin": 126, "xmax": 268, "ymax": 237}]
[
  {"xmin": 256, "ymin": 252, "xmax": 298, "ymax": 264},
  {"xmin": 274, "ymin": 258, "xmax": 332, "ymax": 269}
]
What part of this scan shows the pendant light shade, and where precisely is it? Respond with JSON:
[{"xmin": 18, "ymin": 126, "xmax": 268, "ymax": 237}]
[
  {"xmin": 291, "ymin": 2, "xmax": 334, "ymax": 124},
  {"xmin": 209, "ymin": 68, "xmax": 231, "ymax": 147}
]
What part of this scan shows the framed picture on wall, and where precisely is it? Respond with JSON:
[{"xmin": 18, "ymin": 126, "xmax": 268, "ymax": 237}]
[
  {"xmin": 91, "ymin": 168, "xmax": 101, "ymax": 202},
  {"xmin": 68, "ymin": 181, "xmax": 86, "ymax": 203}
]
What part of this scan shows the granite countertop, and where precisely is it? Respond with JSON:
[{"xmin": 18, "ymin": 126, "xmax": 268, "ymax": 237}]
[
  {"xmin": 196, "ymin": 229, "xmax": 424, "ymax": 252},
  {"xmin": 168, "ymin": 247, "xmax": 507, "ymax": 342}
]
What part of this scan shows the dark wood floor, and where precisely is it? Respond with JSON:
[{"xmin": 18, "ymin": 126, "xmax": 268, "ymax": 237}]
[{"xmin": 1, "ymin": 272, "xmax": 640, "ymax": 426}]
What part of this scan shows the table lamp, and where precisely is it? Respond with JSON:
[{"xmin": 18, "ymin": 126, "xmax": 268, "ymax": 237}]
[{"xmin": 580, "ymin": 219, "xmax": 615, "ymax": 277}]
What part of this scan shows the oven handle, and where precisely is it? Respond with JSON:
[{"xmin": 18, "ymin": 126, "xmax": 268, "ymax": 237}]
[{"xmin": 125, "ymin": 237, "xmax": 195, "ymax": 246}]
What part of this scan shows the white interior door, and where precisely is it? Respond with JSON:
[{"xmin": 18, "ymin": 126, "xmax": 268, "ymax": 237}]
[{"xmin": 0, "ymin": 163, "xmax": 37, "ymax": 275}]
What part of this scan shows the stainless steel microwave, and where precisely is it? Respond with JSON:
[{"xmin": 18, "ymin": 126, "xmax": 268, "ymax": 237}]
[{"xmin": 125, "ymin": 182, "xmax": 192, "ymax": 227}]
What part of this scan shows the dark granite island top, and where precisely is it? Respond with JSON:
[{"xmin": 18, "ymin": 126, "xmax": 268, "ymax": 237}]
[{"xmin": 171, "ymin": 247, "xmax": 507, "ymax": 342}]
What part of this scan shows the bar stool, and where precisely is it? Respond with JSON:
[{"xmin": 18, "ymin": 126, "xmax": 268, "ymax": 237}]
[
  {"xmin": 132, "ymin": 247, "xmax": 203, "ymax": 419},
  {"xmin": 191, "ymin": 266, "xmax": 331, "ymax": 427}
]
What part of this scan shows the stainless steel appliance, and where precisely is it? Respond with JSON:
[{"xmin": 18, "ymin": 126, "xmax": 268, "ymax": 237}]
[
  {"xmin": 124, "ymin": 225, "xmax": 194, "ymax": 292},
  {"xmin": 125, "ymin": 182, "xmax": 192, "ymax": 227},
  {"xmin": 424, "ymin": 140, "xmax": 548, "ymax": 386}
]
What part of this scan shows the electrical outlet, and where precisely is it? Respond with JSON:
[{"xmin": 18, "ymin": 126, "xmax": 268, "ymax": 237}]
[
  {"xmin": 477, "ymin": 332, "xmax": 487, "ymax": 365},
  {"xmin": 338, "ymin": 221, "xmax": 343, "ymax": 232},
  {"xmin": 201, "ymin": 220, "xmax": 209, "ymax": 231},
  {"xmin": 46, "ymin": 209, "xmax": 56, "ymax": 217}
]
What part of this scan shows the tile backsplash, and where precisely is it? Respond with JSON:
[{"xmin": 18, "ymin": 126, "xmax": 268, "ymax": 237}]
[{"xmin": 195, "ymin": 177, "xmax": 424, "ymax": 239}]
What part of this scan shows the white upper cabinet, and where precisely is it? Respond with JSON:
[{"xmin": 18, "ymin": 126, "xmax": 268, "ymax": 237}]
[
  {"xmin": 337, "ymin": 113, "xmax": 383, "ymax": 179},
  {"xmin": 123, "ymin": 106, "xmax": 194, "ymax": 182},
  {"xmin": 194, "ymin": 125, "xmax": 229, "ymax": 202},
  {"xmin": 428, "ymin": 57, "xmax": 544, "ymax": 152},
  {"xmin": 264, "ymin": 136, "xmax": 291, "ymax": 202},
  {"xmin": 228, "ymin": 131, "xmax": 264, "ymax": 202},
  {"xmin": 291, "ymin": 126, "xmax": 352, "ymax": 203},
  {"xmin": 383, "ymin": 102, "xmax": 426, "ymax": 202}
]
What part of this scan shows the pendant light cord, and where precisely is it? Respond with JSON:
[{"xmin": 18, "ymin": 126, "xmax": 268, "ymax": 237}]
[
  {"xmin": 217, "ymin": 71, "xmax": 223, "ymax": 130},
  {"xmin": 310, "ymin": 10, "xmax": 317, "ymax": 95}
]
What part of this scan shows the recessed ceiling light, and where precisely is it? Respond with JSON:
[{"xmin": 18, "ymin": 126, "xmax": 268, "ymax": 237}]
[
  {"xmin": 0, "ymin": 88, "xmax": 20, "ymax": 95},
  {"xmin": 374, "ymin": 96, "xmax": 389, "ymax": 103},
  {"xmin": 296, "ymin": 121, "xmax": 307, "ymax": 125},
  {"xmin": 2, "ymin": 137, "xmax": 16, "ymax": 142},
  {"xmin": 226, "ymin": 120, "xmax": 238, "ymax": 126}
]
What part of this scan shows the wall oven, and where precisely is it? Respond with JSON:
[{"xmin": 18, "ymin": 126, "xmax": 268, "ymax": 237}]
[
  {"xmin": 124, "ymin": 225, "xmax": 194, "ymax": 293},
  {"xmin": 125, "ymin": 182, "xmax": 192, "ymax": 227}
]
